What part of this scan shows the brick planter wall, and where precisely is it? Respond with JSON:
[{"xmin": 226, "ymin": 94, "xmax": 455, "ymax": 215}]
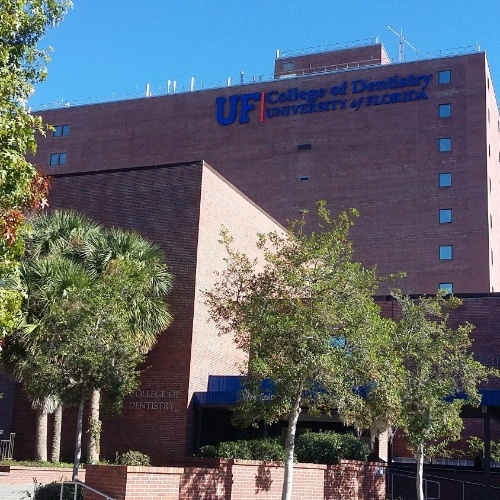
[
  {"xmin": 84, "ymin": 459, "xmax": 385, "ymax": 500},
  {"xmin": 0, "ymin": 465, "xmax": 85, "ymax": 485}
]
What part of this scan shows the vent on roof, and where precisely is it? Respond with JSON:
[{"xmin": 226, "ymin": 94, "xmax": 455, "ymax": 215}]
[{"xmin": 298, "ymin": 143, "xmax": 312, "ymax": 151}]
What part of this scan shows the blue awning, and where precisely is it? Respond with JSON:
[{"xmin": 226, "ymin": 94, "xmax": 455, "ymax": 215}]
[
  {"xmin": 193, "ymin": 375, "xmax": 277, "ymax": 406},
  {"xmin": 193, "ymin": 375, "xmax": 500, "ymax": 409}
]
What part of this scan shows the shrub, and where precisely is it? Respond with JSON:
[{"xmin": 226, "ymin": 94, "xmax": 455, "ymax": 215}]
[
  {"xmin": 30, "ymin": 480, "xmax": 83, "ymax": 500},
  {"xmin": 295, "ymin": 432, "xmax": 369, "ymax": 465},
  {"xmin": 199, "ymin": 438, "xmax": 285, "ymax": 461},
  {"xmin": 217, "ymin": 440, "xmax": 253, "ymax": 459},
  {"xmin": 248, "ymin": 438, "xmax": 286, "ymax": 461},
  {"xmin": 198, "ymin": 444, "xmax": 218, "ymax": 458},
  {"xmin": 115, "ymin": 450, "xmax": 151, "ymax": 466}
]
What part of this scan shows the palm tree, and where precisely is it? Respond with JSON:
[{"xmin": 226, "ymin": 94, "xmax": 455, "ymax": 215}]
[
  {"xmin": 79, "ymin": 227, "xmax": 173, "ymax": 462},
  {"xmin": 9, "ymin": 210, "xmax": 172, "ymax": 466},
  {"xmin": 2, "ymin": 253, "xmax": 93, "ymax": 461}
]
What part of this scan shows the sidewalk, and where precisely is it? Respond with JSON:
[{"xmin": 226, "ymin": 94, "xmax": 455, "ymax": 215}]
[{"xmin": 0, "ymin": 482, "xmax": 34, "ymax": 499}]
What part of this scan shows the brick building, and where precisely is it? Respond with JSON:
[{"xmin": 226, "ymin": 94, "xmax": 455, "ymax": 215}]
[{"xmin": 2, "ymin": 41, "xmax": 500, "ymax": 462}]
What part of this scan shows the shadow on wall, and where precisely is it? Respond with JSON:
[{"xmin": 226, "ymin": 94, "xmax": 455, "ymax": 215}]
[
  {"xmin": 255, "ymin": 462, "xmax": 273, "ymax": 493},
  {"xmin": 180, "ymin": 462, "xmax": 234, "ymax": 500}
]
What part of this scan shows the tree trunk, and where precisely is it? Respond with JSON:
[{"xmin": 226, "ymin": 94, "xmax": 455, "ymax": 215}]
[
  {"xmin": 415, "ymin": 444, "xmax": 425, "ymax": 500},
  {"xmin": 281, "ymin": 388, "xmax": 303, "ymax": 500},
  {"xmin": 51, "ymin": 404, "xmax": 63, "ymax": 462},
  {"xmin": 72, "ymin": 396, "xmax": 86, "ymax": 481},
  {"xmin": 87, "ymin": 389, "xmax": 101, "ymax": 464},
  {"xmin": 35, "ymin": 408, "xmax": 48, "ymax": 462}
]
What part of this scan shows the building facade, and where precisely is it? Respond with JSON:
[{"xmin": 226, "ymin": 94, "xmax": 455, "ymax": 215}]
[
  {"xmin": 2, "ymin": 41, "xmax": 500, "ymax": 462},
  {"xmin": 34, "ymin": 42, "xmax": 500, "ymax": 295}
]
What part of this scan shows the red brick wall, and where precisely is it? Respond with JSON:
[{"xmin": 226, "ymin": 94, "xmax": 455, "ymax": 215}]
[
  {"xmin": 0, "ymin": 465, "xmax": 85, "ymax": 485},
  {"xmin": 33, "ymin": 49, "xmax": 493, "ymax": 295},
  {"xmin": 9, "ymin": 161, "xmax": 284, "ymax": 463},
  {"xmin": 274, "ymin": 43, "xmax": 389, "ymax": 78},
  {"xmin": 83, "ymin": 460, "xmax": 385, "ymax": 500}
]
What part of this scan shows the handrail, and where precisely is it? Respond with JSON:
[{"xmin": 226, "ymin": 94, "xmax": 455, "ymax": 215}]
[
  {"xmin": 387, "ymin": 469, "xmax": 500, "ymax": 500},
  {"xmin": 0, "ymin": 433, "xmax": 15, "ymax": 460},
  {"xmin": 388, "ymin": 471, "xmax": 440, "ymax": 500},
  {"xmin": 60, "ymin": 479, "xmax": 115, "ymax": 500}
]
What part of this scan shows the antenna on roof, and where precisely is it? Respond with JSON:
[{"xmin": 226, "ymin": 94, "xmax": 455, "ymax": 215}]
[{"xmin": 386, "ymin": 25, "xmax": 417, "ymax": 62}]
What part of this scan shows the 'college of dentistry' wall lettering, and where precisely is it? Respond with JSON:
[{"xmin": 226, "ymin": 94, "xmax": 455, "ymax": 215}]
[{"xmin": 216, "ymin": 73, "xmax": 432, "ymax": 126}]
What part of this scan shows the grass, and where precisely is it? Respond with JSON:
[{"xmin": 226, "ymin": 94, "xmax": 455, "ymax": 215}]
[{"xmin": 0, "ymin": 459, "xmax": 76, "ymax": 468}]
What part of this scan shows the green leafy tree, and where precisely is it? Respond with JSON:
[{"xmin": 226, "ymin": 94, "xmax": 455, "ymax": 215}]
[
  {"xmin": 391, "ymin": 291, "xmax": 492, "ymax": 500},
  {"xmin": 0, "ymin": 0, "xmax": 71, "ymax": 344},
  {"xmin": 206, "ymin": 202, "xmax": 400, "ymax": 500},
  {"xmin": 2, "ymin": 210, "xmax": 172, "ymax": 477}
]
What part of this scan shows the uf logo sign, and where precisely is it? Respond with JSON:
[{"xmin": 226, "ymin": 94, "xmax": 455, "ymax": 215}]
[{"xmin": 216, "ymin": 92, "xmax": 263, "ymax": 126}]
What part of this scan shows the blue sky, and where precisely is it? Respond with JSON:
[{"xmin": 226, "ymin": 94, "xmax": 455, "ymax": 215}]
[{"xmin": 30, "ymin": 0, "xmax": 500, "ymax": 109}]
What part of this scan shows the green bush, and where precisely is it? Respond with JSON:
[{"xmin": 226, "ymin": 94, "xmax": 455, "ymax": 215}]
[
  {"xmin": 30, "ymin": 480, "xmax": 83, "ymax": 500},
  {"xmin": 295, "ymin": 432, "xmax": 369, "ymax": 465},
  {"xmin": 216, "ymin": 440, "xmax": 253, "ymax": 459},
  {"xmin": 115, "ymin": 450, "xmax": 151, "ymax": 466},
  {"xmin": 199, "ymin": 438, "xmax": 285, "ymax": 461},
  {"xmin": 248, "ymin": 438, "xmax": 286, "ymax": 461},
  {"xmin": 198, "ymin": 444, "xmax": 218, "ymax": 458}
]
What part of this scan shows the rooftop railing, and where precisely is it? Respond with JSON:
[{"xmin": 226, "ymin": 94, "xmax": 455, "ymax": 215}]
[{"xmin": 29, "ymin": 43, "xmax": 481, "ymax": 112}]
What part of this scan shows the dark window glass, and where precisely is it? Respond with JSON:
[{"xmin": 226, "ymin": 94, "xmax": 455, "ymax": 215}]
[
  {"xmin": 439, "ymin": 282, "xmax": 453, "ymax": 294},
  {"xmin": 438, "ymin": 70, "xmax": 451, "ymax": 84},
  {"xmin": 438, "ymin": 103, "xmax": 451, "ymax": 118},
  {"xmin": 439, "ymin": 173, "xmax": 452, "ymax": 187},
  {"xmin": 439, "ymin": 209, "xmax": 452, "ymax": 224},
  {"xmin": 439, "ymin": 138, "xmax": 452, "ymax": 152},
  {"xmin": 439, "ymin": 245, "xmax": 453, "ymax": 260},
  {"xmin": 49, "ymin": 153, "xmax": 58, "ymax": 165}
]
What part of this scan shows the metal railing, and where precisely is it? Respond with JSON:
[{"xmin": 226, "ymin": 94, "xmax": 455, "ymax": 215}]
[
  {"xmin": 59, "ymin": 479, "xmax": 115, "ymax": 500},
  {"xmin": 0, "ymin": 433, "xmax": 15, "ymax": 459},
  {"xmin": 388, "ymin": 470, "xmax": 440, "ymax": 499},
  {"xmin": 277, "ymin": 37, "xmax": 380, "ymax": 58},
  {"xmin": 387, "ymin": 468, "xmax": 500, "ymax": 500},
  {"xmin": 29, "ymin": 42, "xmax": 481, "ymax": 112}
]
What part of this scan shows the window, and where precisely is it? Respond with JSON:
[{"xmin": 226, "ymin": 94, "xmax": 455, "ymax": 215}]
[
  {"xmin": 439, "ymin": 137, "xmax": 452, "ymax": 152},
  {"xmin": 439, "ymin": 173, "xmax": 452, "ymax": 187},
  {"xmin": 300, "ymin": 175, "xmax": 310, "ymax": 181},
  {"xmin": 438, "ymin": 103, "xmax": 451, "ymax": 118},
  {"xmin": 438, "ymin": 70, "xmax": 451, "ymax": 84},
  {"xmin": 282, "ymin": 61, "xmax": 295, "ymax": 71},
  {"xmin": 439, "ymin": 209, "xmax": 452, "ymax": 223},
  {"xmin": 298, "ymin": 143, "xmax": 311, "ymax": 151},
  {"xmin": 439, "ymin": 282, "xmax": 453, "ymax": 294},
  {"xmin": 53, "ymin": 124, "xmax": 70, "ymax": 137},
  {"xmin": 439, "ymin": 245, "xmax": 453, "ymax": 260},
  {"xmin": 49, "ymin": 152, "xmax": 66, "ymax": 166}
]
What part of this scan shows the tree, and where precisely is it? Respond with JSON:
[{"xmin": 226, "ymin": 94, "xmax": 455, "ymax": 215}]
[
  {"xmin": 206, "ymin": 202, "xmax": 400, "ymax": 500},
  {"xmin": 2, "ymin": 210, "xmax": 102, "ymax": 461},
  {"xmin": 0, "ymin": 0, "xmax": 71, "ymax": 344},
  {"xmin": 78, "ymin": 226, "xmax": 173, "ymax": 463},
  {"xmin": 391, "ymin": 291, "xmax": 492, "ymax": 500},
  {"xmin": 2, "ymin": 210, "xmax": 172, "ymax": 476}
]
